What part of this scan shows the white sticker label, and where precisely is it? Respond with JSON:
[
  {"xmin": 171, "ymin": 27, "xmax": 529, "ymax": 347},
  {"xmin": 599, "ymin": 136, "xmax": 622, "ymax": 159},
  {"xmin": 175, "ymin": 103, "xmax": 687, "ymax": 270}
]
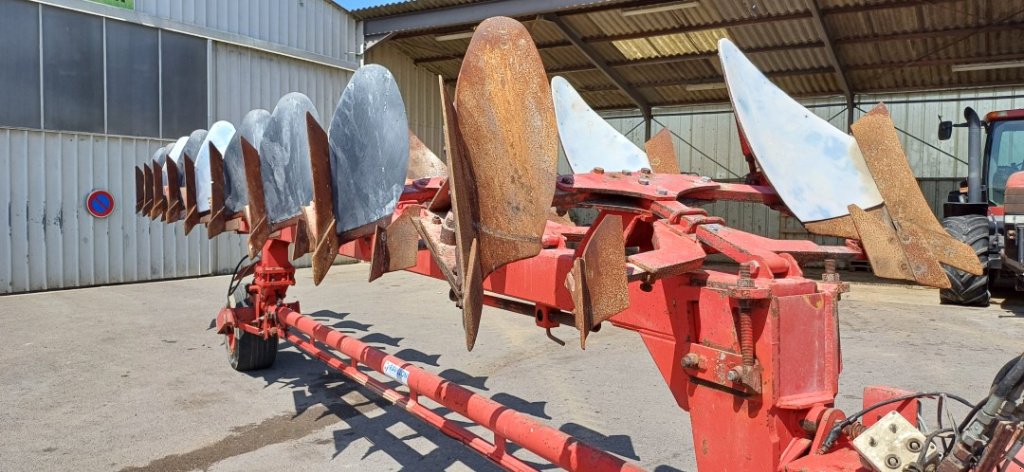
[{"xmin": 382, "ymin": 360, "xmax": 410, "ymax": 385}]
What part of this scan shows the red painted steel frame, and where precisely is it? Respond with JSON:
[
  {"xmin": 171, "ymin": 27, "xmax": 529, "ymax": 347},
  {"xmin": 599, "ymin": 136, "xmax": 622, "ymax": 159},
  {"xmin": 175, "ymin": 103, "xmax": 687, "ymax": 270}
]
[{"xmin": 224, "ymin": 173, "xmax": 904, "ymax": 471}]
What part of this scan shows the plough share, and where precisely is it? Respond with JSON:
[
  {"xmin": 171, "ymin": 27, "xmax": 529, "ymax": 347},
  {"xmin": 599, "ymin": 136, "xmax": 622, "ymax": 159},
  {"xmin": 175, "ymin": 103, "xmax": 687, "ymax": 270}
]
[{"xmin": 133, "ymin": 17, "xmax": 1023, "ymax": 472}]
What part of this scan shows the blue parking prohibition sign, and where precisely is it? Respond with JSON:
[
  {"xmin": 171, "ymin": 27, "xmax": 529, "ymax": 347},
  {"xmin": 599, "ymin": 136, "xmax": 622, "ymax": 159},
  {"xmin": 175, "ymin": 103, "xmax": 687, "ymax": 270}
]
[{"xmin": 86, "ymin": 190, "xmax": 115, "ymax": 218}]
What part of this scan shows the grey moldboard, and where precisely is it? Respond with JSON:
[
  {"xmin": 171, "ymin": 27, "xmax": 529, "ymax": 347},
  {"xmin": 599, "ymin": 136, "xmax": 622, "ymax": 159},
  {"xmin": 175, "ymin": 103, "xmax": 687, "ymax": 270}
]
[
  {"xmin": 328, "ymin": 64, "xmax": 409, "ymax": 235},
  {"xmin": 223, "ymin": 109, "xmax": 270, "ymax": 214},
  {"xmin": 259, "ymin": 93, "xmax": 320, "ymax": 225}
]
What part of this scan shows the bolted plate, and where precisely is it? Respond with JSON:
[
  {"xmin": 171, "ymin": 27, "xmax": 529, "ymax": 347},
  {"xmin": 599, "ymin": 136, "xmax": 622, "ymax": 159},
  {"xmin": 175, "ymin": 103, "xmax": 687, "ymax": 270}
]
[
  {"xmin": 719, "ymin": 38, "xmax": 883, "ymax": 223},
  {"xmin": 194, "ymin": 121, "xmax": 236, "ymax": 214},
  {"xmin": 567, "ymin": 214, "xmax": 629, "ymax": 349},
  {"xmin": 225, "ymin": 110, "xmax": 270, "ymax": 215},
  {"xmin": 328, "ymin": 64, "xmax": 409, "ymax": 239},
  {"xmin": 552, "ymin": 75, "xmax": 650, "ymax": 173},
  {"xmin": 455, "ymin": 16, "xmax": 559, "ymax": 278},
  {"xmin": 259, "ymin": 93, "xmax": 320, "ymax": 226}
]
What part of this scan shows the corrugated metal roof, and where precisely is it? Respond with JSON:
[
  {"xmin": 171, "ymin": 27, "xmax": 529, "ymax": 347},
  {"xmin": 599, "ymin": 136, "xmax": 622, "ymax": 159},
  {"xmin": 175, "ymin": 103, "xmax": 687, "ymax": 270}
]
[{"xmin": 356, "ymin": 0, "xmax": 1024, "ymax": 110}]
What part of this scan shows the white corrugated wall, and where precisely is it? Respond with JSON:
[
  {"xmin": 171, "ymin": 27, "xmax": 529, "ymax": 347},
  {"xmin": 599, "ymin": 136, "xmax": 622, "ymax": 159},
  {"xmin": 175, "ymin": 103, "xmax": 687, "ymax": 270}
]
[
  {"xmin": 366, "ymin": 43, "xmax": 446, "ymax": 160},
  {"xmin": 1, "ymin": 0, "xmax": 360, "ymax": 294},
  {"xmin": 600, "ymin": 87, "xmax": 1024, "ymax": 242}
]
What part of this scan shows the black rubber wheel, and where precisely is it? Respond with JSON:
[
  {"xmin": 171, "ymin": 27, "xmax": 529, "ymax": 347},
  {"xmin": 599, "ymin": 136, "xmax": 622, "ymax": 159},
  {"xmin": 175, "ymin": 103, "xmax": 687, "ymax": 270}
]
[
  {"xmin": 224, "ymin": 285, "xmax": 278, "ymax": 371},
  {"xmin": 939, "ymin": 215, "xmax": 991, "ymax": 307}
]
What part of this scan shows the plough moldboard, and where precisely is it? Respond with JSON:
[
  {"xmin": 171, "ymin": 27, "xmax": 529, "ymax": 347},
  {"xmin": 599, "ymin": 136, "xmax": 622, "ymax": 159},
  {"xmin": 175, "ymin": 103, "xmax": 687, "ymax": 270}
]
[{"xmin": 133, "ymin": 17, "xmax": 1023, "ymax": 472}]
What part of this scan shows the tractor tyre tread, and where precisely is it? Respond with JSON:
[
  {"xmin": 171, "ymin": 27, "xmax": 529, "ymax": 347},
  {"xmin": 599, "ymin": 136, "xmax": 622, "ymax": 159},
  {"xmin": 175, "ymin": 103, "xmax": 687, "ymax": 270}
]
[{"xmin": 939, "ymin": 215, "xmax": 990, "ymax": 307}]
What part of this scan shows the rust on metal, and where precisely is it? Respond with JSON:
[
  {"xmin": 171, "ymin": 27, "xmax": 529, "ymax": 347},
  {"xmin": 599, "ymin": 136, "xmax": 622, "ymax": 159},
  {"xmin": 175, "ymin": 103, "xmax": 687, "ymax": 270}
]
[
  {"xmin": 454, "ymin": 16, "xmax": 559, "ymax": 278},
  {"xmin": 150, "ymin": 161, "xmax": 167, "ymax": 220},
  {"xmin": 645, "ymin": 128, "xmax": 681, "ymax": 175},
  {"xmin": 462, "ymin": 238, "xmax": 484, "ymax": 351},
  {"xmin": 183, "ymin": 155, "xmax": 200, "ymax": 234},
  {"xmin": 427, "ymin": 177, "xmax": 451, "ymax": 212},
  {"xmin": 439, "ymin": 76, "xmax": 482, "ymax": 347},
  {"xmin": 567, "ymin": 214, "xmax": 629, "ymax": 349},
  {"xmin": 142, "ymin": 164, "xmax": 154, "ymax": 216},
  {"xmin": 241, "ymin": 137, "xmax": 270, "ymax": 259},
  {"xmin": 304, "ymin": 112, "xmax": 340, "ymax": 285},
  {"xmin": 134, "ymin": 167, "xmax": 144, "ymax": 214},
  {"xmin": 407, "ymin": 130, "xmax": 447, "ymax": 180},
  {"xmin": 852, "ymin": 104, "xmax": 983, "ymax": 276},
  {"xmin": 410, "ymin": 210, "xmax": 460, "ymax": 292},
  {"xmin": 206, "ymin": 145, "xmax": 228, "ymax": 238},
  {"xmin": 847, "ymin": 204, "xmax": 916, "ymax": 282},
  {"xmin": 165, "ymin": 157, "xmax": 184, "ymax": 222},
  {"xmin": 292, "ymin": 218, "xmax": 311, "ymax": 260},
  {"xmin": 368, "ymin": 210, "xmax": 420, "ymax": 282}
]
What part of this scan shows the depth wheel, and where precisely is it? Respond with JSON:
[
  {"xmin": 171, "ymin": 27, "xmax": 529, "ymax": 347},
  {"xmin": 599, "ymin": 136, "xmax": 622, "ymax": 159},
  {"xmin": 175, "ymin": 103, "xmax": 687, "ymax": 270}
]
[
  {"xmin": 939, "ymin": 215, "xmax": 991, "ymax": 307},
  {"xmin": 224, "ymin": 284, "xmax": 278, "ymax": 371}
]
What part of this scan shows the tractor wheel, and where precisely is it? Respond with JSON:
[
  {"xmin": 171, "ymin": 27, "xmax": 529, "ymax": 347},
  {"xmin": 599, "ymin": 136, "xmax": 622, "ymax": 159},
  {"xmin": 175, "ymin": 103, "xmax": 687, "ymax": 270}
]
[
  {"xmin": 939, "ymin": 215, "xmax": 990, "ymax": 307},
  {"xmin": 224, "ymin": 284, "xmax": 278, "ymax": 371}
]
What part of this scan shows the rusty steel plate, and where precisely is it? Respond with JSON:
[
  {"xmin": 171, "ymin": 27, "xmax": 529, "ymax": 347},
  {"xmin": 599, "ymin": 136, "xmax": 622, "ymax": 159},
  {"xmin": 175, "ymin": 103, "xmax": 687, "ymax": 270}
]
[
  {"xmin": 455, "ymin": 16, "xmax": 559, "ymax": 277},
  {"xmin": 194, "ymin": 121, "xmax": 235, "ymax": 214},
  {"xmin": 439, "ymin": 78, "xmax": 475, "ymax": 289},
  {"xmin": 852, "ymin": 104, "xmax": 983, "ymax": 276},
  {"xmin": 162, "ymin": 136, "xmax": 189, "ymax": 190},
  {"xmin": 305, "ymin": 112, "xmax": 339, "ymax": 285},
  {"xmin": 328, "ymin": 64, "xmax": 409, "ymax": 238},
  {"xmin": 259, "ymin": 93, "xmax": 320, "ymax": 226},
  {"xmin": 142, "ymin": 164, "xmax": 154, "ymax": 216},
  {"xmin": 645, "ymin": 128, "xmax": 680, "ymax": 175},
  {"xmin": 183, "ymin": 155, "xmax": 199, "ymax": 233},
  {"xmin": 568, "ymin": 214, "xmax": 629, "ymax": 349},
  {"xmin": 368, "ymin": 210, "xmax": 420, "ymax": 282},
  {"xmin": 134, "ymin": 167, "xmax": 144, "ymax": 214},
  {"xmin": 720, "ymin": 38, "xmax": 883, "ymax": 222},
  {"xmin": 552, "ymin": 76, "xmax": 650, "ymax": 173},
  {"xmin": 206, "ymin": 144, "xmax": 228, "ymax": 238},
  {"xmin": 225, "ymin": 109, "xmax": 270, "ymax": 215},
  {"xmin": 242, "ymin": 136, "xmax": 270, "ymax": 258},
  {"xmin": 408, "ymin": 130, "xmax": 447, "ymax": 180},
  {"xmin": 164, "ymin": 156, "xmax": 184, "ymax": 222}
]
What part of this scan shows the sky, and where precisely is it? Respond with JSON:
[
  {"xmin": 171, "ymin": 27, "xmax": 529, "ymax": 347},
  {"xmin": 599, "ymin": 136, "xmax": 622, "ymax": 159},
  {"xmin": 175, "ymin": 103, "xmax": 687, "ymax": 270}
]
[{"xmin": 334, "ymin": 0, "xmax": 405, "ymax": 11}]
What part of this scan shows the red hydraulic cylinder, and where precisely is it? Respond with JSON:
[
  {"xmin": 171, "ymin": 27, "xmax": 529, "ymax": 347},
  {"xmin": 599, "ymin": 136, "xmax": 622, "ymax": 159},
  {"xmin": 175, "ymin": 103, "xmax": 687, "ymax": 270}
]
[{"xmin": 277, "ymin": 306, "xmax": 642, "ymax": 472}]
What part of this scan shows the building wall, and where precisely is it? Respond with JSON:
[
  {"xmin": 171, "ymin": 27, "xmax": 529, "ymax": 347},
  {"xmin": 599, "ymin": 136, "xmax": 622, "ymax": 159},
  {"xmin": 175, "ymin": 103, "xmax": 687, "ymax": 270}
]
[
  {"xmin": 599, "ymin": 87, "xmax": 1024, "ymax": 243},
  {"xmin": 0, "ymin": 0, "xmax": 359, "ymax": 294}
]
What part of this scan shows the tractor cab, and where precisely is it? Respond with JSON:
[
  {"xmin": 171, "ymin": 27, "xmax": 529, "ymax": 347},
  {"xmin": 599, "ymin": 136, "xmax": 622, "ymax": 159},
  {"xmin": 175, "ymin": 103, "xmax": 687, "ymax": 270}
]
[{"xmin": 938, "ymin": 108, "xmax": 1024, "ymax": 305}]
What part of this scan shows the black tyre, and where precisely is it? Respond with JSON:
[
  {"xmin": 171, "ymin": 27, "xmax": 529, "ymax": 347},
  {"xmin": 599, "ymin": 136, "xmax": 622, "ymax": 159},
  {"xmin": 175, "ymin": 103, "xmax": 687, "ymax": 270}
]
[
  {"xmin": 939, "ymin": 215, "xmax": 991, "ymax": 306},
  {"xmin": 224, "ymin": 284, "xmax": 278, "ymax": 371}
]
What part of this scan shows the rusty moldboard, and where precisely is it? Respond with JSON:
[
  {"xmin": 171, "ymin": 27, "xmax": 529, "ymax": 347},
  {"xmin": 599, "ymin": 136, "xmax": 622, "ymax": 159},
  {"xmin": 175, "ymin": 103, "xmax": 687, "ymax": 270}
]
[
  {"xmin": 848, "ymin": 204, "xmax": 915, "ymax": 283},
  {"xmin": 453, "ymin": 16, "xmax": 559, "ymax": 279},
  {"xmin": 852, "ymin": 104, "xmax": 983, "ymax": 276},
  {"xmin": 645, "ymin": 128, "xmax": 681, "ymax": 175},
  {"xmin": 241, "ymin": 137, "xmax": 270, "ymax": 259}
]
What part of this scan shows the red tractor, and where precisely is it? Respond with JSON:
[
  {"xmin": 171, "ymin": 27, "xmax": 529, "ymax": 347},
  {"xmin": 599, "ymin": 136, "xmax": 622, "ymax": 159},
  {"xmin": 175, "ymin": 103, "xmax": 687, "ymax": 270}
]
[{"xmin": 939, "ymin": 108, "xmax": 1024, "ymax": 305}]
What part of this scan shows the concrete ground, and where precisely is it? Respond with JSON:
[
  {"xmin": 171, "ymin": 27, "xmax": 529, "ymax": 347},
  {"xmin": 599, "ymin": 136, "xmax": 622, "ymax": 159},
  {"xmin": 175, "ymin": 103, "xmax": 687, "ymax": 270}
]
[{"xmin": 1, "ymin": 264, "xmax": 1021, "ymax": 472}]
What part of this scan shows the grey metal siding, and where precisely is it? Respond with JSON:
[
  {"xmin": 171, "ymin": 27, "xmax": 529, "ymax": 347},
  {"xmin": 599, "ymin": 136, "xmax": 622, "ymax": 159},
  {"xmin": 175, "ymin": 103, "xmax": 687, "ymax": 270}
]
[
  {"xmin": 1, "ymin": 0, "xmax": 359, "ymax": 294},
  {"xmin": 134, "ymin": 0, "xmax": 360, "ymax": 67}
]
